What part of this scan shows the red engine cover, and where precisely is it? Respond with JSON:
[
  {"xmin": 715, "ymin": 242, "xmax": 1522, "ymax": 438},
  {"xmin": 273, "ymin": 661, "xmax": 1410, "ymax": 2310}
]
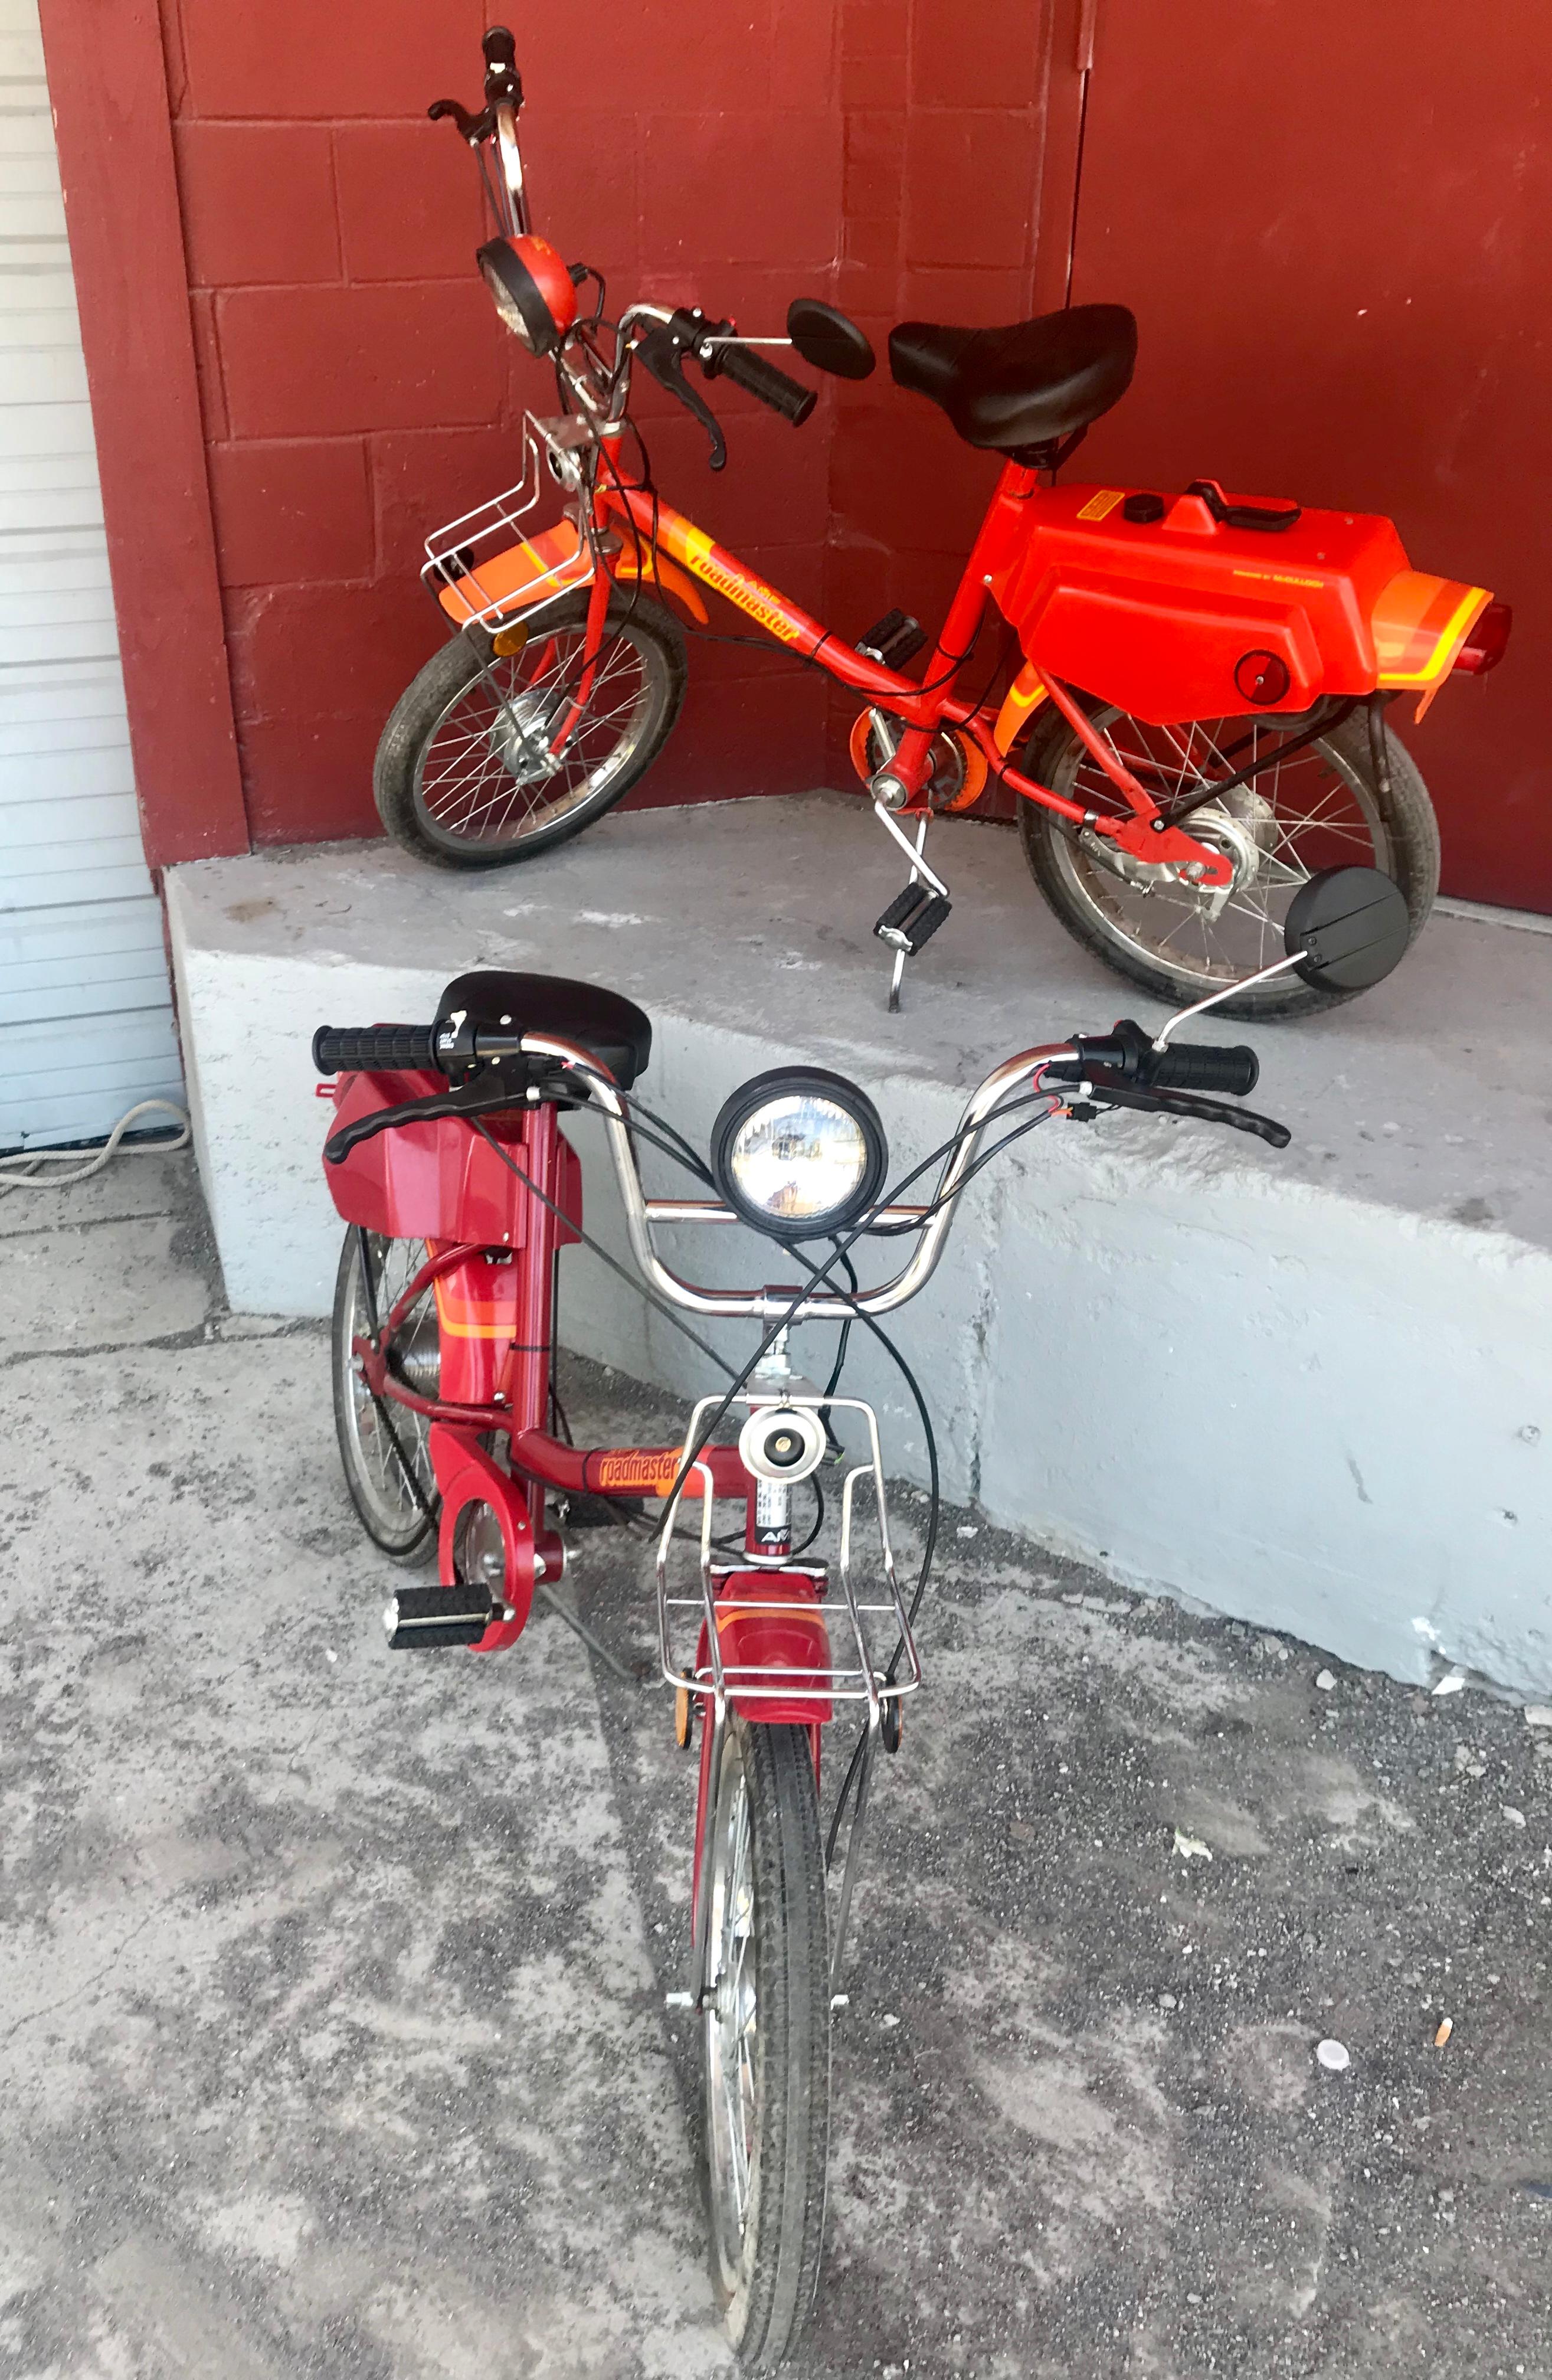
[
  {"xmin": 322, "ymin": 1068, "xmax": 582, "ymax": 1248},
  {"xmin": 991, "ymin": 481, "xmax": 1410, "ymax": 724}
]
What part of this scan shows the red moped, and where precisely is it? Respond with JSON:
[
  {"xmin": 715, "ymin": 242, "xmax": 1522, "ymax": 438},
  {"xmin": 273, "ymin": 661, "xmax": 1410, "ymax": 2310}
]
[{"xmin": 314, "ymin": 867, "xmax": 1404, "ymax": 2362}]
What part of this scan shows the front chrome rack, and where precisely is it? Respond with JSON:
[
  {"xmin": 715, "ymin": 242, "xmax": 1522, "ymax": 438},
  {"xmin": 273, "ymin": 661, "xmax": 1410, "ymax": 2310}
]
[
  {"xmin": 654, "ymin": 1391, "xmax": 924, "ymax": 1723},
  {"xmin": 422, "ymin": 413, "xmax": 599, "ymax": 629}
]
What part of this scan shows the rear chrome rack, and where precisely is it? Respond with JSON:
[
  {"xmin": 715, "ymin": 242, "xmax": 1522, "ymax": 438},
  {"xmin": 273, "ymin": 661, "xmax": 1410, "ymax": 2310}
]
[
  {"xmin": 654, "ymin": 1391, "xmax": 924, "ymax": 1721},
  {"xmin": 423, "ymin": 413, "xmax": 599, "ymax": 629}
]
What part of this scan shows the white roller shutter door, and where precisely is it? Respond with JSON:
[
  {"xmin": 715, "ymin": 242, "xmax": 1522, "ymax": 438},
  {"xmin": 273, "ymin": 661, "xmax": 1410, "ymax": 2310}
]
[{"xmin": 0, "ymin": 0, "xmax": 183, "ymax": 1149}]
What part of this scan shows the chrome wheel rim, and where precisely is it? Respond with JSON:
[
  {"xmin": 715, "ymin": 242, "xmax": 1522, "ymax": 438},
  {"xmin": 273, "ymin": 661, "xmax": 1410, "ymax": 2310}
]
[
  {"xmin": 338, "ymin": 1233, "xmax": 438, "ymax": 1543},
  {"xmin": 412, "ymin": 625, "xmax": 655, "ymax": 853},
  {"xmin": 1044, "ymin": 711, "xmax": 1393, "ymax": 991},
  {"xmin": 705, "ymin": 1738, "xmax": 759, "ymax": 2291}
]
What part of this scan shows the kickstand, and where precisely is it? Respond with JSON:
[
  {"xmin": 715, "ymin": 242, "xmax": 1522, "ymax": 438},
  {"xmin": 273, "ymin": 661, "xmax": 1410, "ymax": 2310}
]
[
  {"xmin": 894, "ymin": 818, "xmax": 928, "ymax": 1016},
  {"xmin": 532, "ymin": 1572, "xmax": 646, "ymax": 1685},
  {"xmin": 872, "ymin": 808, "xmax": 951, "ymax": 1011}
]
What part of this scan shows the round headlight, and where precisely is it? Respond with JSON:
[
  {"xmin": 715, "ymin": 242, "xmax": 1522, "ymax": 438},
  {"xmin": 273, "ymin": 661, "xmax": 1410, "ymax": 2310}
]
[
  {"xmin": 710, "ymin": 1067, "xmax": 888, "ymax": 1241},
  {"xmin": 476, "ymin": 234, "xmax": 577, "ymax": 357}
]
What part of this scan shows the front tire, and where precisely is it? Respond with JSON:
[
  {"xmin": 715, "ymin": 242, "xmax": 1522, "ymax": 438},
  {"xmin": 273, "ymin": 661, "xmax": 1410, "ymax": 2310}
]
[
  {"xmin": 331, "ymin": 1229, "xmax": 440, "ymax": 1561},
  {"xmin": 374, "ymin": 592, "xmax": 687, "ymax": 869},
  {"xmin": 1017, "ymin": 703, "xmax": 1439, "ymax": 1018},
  {"xmin": 703, "ymin": 1718, "xmax": 830, "ymax": 2369}
]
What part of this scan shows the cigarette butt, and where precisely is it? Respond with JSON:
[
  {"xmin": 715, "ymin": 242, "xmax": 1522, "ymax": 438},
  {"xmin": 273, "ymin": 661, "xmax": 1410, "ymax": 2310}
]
[{"xmin": 1434, "ymin": 2018, "xmax": 1453, "ymax": 2048}]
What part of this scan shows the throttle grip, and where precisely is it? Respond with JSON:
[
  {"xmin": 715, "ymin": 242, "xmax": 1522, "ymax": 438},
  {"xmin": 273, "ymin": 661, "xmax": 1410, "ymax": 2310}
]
[
  {"xmin": 1050, "ymin": 1019, "xmax": 1258, "ymax": 1097},
  {"xmin": 313, "ymin": 1024, "xmax": 438, "ymax": 1077},
  {"xmin": 705, "ymin": 339, "xmax": 816, "ymax": 426},
  {"xmin": 1147, "ymin": 1041, "xmax": 1259, "ymax": 1097}
]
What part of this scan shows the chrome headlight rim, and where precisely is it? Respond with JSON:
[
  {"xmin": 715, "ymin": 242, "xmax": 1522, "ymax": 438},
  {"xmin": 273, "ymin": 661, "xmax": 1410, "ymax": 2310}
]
[{"xmin": 710, "ymin": 1065, "xmax": 889, "ymax": 1243}]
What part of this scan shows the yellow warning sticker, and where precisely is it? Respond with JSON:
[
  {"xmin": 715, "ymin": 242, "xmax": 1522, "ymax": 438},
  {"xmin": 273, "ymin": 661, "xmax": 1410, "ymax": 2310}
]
[{"xmin": 1076, "ymin": 488, "xmax": 1126, "ymax": 522}]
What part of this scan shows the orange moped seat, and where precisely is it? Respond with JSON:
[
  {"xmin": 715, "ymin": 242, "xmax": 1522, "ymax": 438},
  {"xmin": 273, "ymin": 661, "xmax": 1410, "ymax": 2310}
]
[{"xmin": 889, "ymin": 303, "xmax": 1137, "ymax": 459}]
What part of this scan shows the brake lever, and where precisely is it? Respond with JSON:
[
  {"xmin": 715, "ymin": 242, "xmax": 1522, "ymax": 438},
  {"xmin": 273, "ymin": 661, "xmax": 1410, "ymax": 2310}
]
[
  {"xmin": 325, "ymin": 1077, "xmax": 523, "ymax": 1166},
  {"xmin": 428, "ymin": 97, "xmax": 493, "ymax": 142},
  {"xmin": 636, "ymin": 318, "xmax": 727, "ymax": 471},
  {"xmin": 1081, "ymin": 1077, "xmax": 1292, "ymax": 1149}
]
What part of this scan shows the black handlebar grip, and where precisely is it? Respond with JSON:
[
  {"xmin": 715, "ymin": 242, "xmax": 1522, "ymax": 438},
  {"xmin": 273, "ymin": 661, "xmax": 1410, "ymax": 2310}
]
[
  {"xmin": 1146, "ymin": 1041, "xmax": 1259, "ymax": 1097},
  {"xmin": 312, "ymin": 1024, "xmax": 438, "ymax": 1077},
  {"xmin": 707, "ymin": 341, "xmax": 816, "ymax": 426},
  {"xmin": 482, "ymin": 25, "xmax": 518, "ymax": 69}
]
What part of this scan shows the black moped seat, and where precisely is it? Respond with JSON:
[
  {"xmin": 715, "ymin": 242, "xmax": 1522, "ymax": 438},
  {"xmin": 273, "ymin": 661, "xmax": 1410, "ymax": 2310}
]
[
  {"xmin": 438, "ymin": 970, "xmax": 652, "ymax": 1087},
  {"xmin": 889, "ymin": 303, "xmax": 1137, "ymax": 459}
]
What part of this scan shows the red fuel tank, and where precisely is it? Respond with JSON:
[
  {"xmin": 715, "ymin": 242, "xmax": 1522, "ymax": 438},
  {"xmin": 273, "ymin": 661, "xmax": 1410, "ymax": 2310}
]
[{"xmin": 989, "ymin": 480, "xmax": 1490, "ymax": 725}]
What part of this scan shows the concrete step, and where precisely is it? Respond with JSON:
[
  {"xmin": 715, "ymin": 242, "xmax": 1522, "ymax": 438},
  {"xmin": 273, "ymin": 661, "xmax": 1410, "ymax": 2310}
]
[{"xmin": 165, "ymin": 793, "xmax": 1552, "ymax": 1695}]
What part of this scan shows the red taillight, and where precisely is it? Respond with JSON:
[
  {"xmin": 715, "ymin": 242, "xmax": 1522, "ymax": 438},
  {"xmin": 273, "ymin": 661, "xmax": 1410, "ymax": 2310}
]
[{"xmin": 1452, "ymin": 600, "xmax": 1512, "ymax": 676}]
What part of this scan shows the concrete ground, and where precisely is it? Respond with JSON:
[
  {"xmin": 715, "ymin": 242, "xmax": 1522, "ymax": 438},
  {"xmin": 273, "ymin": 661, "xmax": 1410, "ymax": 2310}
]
[{"xmin": 2, "ymin": 1151, "xmax": 1550, "ymax": 2380}]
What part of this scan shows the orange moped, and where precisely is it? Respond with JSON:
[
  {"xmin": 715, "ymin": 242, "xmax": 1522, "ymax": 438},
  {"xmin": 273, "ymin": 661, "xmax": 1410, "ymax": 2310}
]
[{"xmin": 376, "ymin": 27, "xmax": 1510, "ymax": 1014}]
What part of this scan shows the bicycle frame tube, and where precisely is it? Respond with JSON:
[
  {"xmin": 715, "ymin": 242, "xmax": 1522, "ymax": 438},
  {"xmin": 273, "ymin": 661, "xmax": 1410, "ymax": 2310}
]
[{"xmin": 596, "ymin": 468, "xmax": 1227, "ymax": 874}]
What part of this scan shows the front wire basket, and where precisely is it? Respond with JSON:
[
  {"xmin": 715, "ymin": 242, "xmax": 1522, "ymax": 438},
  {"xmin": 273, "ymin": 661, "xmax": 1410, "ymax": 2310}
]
[
  {"xmin": 422, "ymin": 413, "xmax": 600, "ymax": 629},
  {"xmin": 655, "ymin": 1392, "xmax": 924, "ymax": 1724}
]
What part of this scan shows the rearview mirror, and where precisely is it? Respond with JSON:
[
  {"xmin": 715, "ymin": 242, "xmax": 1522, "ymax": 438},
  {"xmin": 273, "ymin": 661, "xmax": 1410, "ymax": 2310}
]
[
  {"xmin": 787, "ymin": 298, "xmax": 876, "ymax": 381},
  {"xmin": 1283, "ymin": 867, "xmax": 1412, "ymax": 993}
]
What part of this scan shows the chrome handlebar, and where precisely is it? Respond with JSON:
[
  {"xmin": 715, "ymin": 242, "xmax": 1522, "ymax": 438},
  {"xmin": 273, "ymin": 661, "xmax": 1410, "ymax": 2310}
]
[{"xmin": 519, "ymin": 1032, "xmax": 1072, "ymax": 1323}]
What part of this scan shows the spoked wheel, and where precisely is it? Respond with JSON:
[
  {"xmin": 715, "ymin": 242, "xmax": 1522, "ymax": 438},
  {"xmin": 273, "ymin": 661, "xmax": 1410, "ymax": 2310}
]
[
  {"xmin": 374, "ymin": 593, "xmax": 686, "ymax": 869},
  {"xmin": 703, "ymin": 1717, "xmax": 830, "ymax": 2369},
  {"xmin": 1017, "ymin": 704, "xmax": 1439, "ymax": 1018},
  {"xmin": 331, "ymin": 1228, "xmax": 440, "ymax": 1561}
]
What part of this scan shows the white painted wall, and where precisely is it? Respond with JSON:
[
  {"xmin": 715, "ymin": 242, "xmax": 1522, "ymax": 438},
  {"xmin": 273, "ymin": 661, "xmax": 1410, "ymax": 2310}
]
[
  {"xmin": 0, "ymin": 0, "xmax": 182, "ymax": 1149},
  {"xmin": 164, "ymin": 802, "xmax": 1552, "ymax": 1698}
]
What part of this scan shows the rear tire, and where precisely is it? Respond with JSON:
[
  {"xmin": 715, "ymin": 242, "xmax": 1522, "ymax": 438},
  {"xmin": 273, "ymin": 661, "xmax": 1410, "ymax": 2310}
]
[
  {"xmin": 703, "ymin": 1718, "xmax": 830, "ymax": 2369},
  {"xmin": 1017, "ymin": 703, "xmax": 1439, "ymax": 1018},
  {"xmin": 374, "ymin": 592, "xmax": 687, "ymax": 869}
]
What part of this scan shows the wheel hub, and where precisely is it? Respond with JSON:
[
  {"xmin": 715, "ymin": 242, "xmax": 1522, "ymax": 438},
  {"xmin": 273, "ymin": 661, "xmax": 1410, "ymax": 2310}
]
[
  {"xmin": 488, "ymin": 690, "xmax": 562, "ymax": 783},
  {"xmin": 1080, "ymin": 786, "xmax": 1275, "ymax": 900}
]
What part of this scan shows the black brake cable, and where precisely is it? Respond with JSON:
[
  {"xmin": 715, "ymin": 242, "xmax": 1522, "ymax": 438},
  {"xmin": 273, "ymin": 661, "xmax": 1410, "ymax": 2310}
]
[
  {"xmin": 651, "ymin": 1073, "xmax": 1062, "ymax": 1531},
  {"xmin": 823, "ymin": 1297, "xmax": 940, "ymax": 1869},
  {"xmin": 469, "ymin": 1116, "xmax": 739, "ymax": 1381}
]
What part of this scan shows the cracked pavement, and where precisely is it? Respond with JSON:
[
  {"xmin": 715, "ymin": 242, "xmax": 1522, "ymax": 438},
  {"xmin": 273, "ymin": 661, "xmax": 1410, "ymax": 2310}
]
[{"xmin": 1, "ymin": 1151, "xmax": 1549, "ymax": 2378}]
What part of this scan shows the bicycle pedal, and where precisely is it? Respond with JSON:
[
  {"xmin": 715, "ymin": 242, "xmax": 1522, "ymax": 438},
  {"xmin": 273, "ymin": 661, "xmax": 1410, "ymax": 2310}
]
[
  {"xmin": 856, "ymin": 608, "xmax": 926, "ymax": 671},
  {"xmin": 382, "ymin": 1585, "xmax": 508, "ymax": 1650},
  {"xmin": 874, "ymin": 886, "xmax": 952, "ymax": 956}
]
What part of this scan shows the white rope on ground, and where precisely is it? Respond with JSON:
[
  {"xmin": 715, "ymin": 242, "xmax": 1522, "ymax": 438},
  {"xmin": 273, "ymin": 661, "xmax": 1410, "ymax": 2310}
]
[{"xmin": 0, "ymin": 1099, "xmax": 192, "ymax": 1192}]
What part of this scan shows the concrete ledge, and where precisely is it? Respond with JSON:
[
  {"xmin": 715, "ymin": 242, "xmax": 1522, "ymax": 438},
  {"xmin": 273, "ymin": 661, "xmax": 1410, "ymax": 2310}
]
[{"xmin": 166, "ymin": 794, "xmax": 1552, "ymax": 1696}]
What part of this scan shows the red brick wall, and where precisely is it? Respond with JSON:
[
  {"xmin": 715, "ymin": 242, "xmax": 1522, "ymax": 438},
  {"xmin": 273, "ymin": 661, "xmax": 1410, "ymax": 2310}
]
[
  {"xmin": 158, "ymin": 0, "xmax": 1057, "ymax": 848},
  {"xmin": 824, "ymin": 0, "xmax": 1059, "ymax": 779}
]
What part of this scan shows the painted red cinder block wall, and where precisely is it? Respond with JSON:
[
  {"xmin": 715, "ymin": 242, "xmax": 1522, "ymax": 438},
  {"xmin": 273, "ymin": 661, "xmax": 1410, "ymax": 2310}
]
[
  {"xmin": 157, "ymin": 0, "xmax": 882, "ymax": 847},
  {"xmin": 155, "ymin": 0, "xmax": 1062, "ymax": 851}
]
